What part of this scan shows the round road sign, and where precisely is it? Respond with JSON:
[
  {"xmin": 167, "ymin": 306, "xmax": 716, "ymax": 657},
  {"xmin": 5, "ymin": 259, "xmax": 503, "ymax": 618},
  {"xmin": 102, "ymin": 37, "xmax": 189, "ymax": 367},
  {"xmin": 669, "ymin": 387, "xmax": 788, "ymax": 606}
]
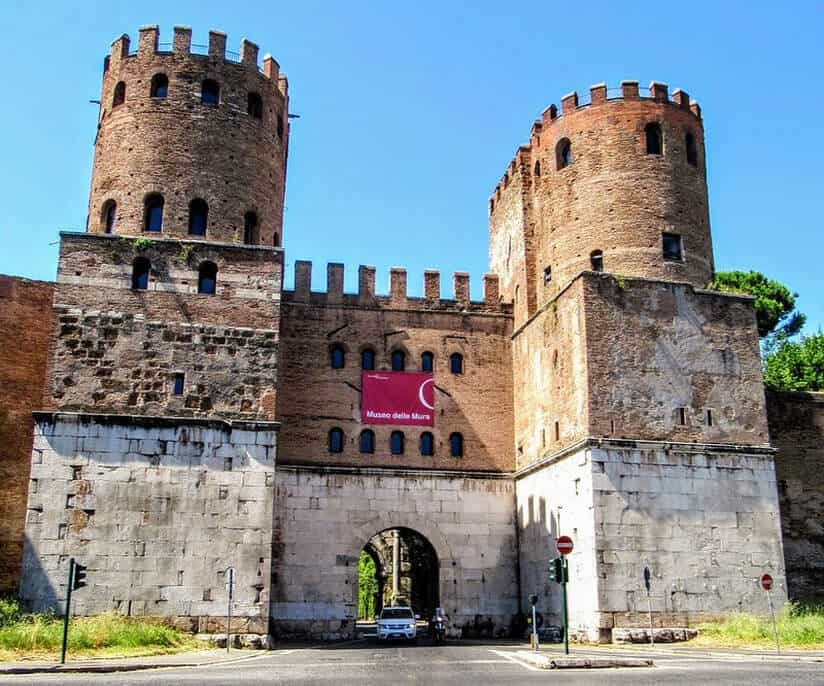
[
  {"xmin": 760, "ymin": 573, "xmax": 773, "ymax": 591},
  {"xmin": 556, "ymin": 535, "xmax": 574, "ymax": 556}
]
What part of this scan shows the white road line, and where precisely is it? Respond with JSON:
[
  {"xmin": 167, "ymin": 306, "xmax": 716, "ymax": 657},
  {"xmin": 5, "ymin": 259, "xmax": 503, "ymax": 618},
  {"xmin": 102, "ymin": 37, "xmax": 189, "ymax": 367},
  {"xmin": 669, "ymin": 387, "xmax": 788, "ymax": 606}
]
[{"xmin": 488, "ymin": 649, "xmax": 544, "ymax": 672}]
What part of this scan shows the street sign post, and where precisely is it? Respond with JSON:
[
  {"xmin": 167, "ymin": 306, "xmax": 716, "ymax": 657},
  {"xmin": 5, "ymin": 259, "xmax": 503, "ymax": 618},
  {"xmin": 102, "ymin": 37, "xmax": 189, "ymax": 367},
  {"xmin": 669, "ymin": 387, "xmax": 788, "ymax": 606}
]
[
  {"xmin": 643, "ymin": 565, "xmax": 654, "ymax": 646},
  {"xmin": 553, "ymin": 536, "xmax": 573, "ymax": 655},
  {"xmin": 760, "ymin": 573, "xmax": 780, "ymax": 655},
  {"xmin": 60, "ymin": 558, "xmax": 89, "ymax": 664},
  {"xmin": 556, "ymin": 536, "xmax": 573, "ymax": 556},
  {"xmin": 225, "ymin": 567, "xmax": 236, "ymax": 653}
]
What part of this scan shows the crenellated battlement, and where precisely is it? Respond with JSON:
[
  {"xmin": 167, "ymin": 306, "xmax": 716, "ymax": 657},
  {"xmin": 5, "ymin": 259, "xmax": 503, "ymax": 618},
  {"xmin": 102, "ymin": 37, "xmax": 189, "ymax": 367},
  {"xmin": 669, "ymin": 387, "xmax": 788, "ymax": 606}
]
[{"xmin": 282, "ymin": 262, "xmax": 510, "ymax": 315}]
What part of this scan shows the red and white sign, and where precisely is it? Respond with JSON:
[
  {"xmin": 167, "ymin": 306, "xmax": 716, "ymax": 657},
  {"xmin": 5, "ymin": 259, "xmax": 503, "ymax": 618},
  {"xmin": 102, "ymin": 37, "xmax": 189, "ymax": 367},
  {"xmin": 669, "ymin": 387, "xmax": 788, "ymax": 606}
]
[
  {"xmin": 361, "ymin": 372, "xmax": 435, "ymax": 426},
  {"xmin": 556, "ymin": 536, "xmax": 574, "ymax": 556},
  {"xmin": 760, "ymin": 573, "xmax": 773, "ymax": 591}
]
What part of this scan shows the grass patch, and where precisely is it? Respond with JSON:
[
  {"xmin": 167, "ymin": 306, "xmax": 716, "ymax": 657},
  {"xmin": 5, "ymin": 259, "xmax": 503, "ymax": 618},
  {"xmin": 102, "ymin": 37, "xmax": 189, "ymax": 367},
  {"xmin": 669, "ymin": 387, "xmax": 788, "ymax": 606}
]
[{"xmin": 695, "ymin": 602, "xmax": 824, "ymax": 649}]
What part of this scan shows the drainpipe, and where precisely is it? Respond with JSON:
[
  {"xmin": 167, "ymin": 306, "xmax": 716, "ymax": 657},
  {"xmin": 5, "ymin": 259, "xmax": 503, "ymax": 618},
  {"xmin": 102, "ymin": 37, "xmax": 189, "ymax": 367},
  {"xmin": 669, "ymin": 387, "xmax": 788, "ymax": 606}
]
[{"xmin": 392, "ymin": 531, "xmax": 400, "ymax": 603}]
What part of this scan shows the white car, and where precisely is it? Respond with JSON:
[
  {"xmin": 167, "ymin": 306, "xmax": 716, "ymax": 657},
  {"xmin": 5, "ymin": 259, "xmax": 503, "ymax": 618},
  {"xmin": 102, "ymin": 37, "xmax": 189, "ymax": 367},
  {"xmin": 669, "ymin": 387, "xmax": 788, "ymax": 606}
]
[{"xmin": 376, "ymin": 606, "xmax": 418, "ymax": 641}]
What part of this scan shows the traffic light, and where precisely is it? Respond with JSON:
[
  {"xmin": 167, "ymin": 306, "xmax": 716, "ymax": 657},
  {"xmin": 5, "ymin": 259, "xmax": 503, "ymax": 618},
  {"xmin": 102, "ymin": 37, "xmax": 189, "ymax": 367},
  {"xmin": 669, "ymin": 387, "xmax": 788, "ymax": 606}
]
[
  {"xmin": 550, "ymin": 557, "xmax": 563, "ymax": 583},
  {"xmin": 72, "ymin": 562, "xmax": 88, "ymax": 590}
]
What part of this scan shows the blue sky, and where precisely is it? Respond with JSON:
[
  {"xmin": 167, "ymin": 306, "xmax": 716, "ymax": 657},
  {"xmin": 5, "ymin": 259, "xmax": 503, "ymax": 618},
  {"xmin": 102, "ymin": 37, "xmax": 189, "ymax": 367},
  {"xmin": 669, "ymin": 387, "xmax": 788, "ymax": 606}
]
[{"xmin": 0, "ymin": 1, "xmax": 821, "ymax": 333}]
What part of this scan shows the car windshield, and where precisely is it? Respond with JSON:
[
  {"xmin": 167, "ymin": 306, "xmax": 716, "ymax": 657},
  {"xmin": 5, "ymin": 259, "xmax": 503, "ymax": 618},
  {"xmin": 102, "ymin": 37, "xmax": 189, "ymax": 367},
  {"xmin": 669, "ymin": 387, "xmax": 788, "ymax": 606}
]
[{"xmin": 381, "ymin": 608, "xmax": 414, "ymax": 619}]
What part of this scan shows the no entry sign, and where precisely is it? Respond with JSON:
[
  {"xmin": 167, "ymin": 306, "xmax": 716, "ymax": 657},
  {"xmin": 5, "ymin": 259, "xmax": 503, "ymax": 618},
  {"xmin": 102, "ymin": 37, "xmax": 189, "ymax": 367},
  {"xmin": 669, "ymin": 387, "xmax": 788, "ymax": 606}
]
[
  {"xmin": 556, "ymin": 536, "xmax": 574, "ymax": 556},
  {"xmin": 760, "ymin": 573, "xmax": 773, "ymax": 591}
]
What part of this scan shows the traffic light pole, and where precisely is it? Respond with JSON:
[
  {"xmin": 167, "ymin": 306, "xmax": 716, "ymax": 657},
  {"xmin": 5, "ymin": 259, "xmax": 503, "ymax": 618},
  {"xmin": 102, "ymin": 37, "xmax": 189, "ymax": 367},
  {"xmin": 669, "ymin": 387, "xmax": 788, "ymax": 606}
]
[
  {"xmin": 60, "ymin": 558, "xmax": 75, "ymax": 665},
  {"xmin": 561, "ymin": 557, "xmax": 569, "ymax": 655}
]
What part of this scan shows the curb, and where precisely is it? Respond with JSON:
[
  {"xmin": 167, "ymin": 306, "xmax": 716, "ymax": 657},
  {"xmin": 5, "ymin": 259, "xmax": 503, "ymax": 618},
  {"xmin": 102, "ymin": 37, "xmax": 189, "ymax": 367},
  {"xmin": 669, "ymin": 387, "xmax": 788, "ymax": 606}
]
[{"xmin": 516, "ymin": 651, "xmax": 654, "ymax": 670}]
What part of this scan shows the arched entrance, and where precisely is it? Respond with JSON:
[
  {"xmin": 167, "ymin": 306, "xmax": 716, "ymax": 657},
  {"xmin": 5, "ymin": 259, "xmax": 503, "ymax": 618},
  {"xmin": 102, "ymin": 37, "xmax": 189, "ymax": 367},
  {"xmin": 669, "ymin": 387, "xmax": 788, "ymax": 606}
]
[{"xmin": 357, "ymin": 527, "xmax": 439, "ymax": 620}]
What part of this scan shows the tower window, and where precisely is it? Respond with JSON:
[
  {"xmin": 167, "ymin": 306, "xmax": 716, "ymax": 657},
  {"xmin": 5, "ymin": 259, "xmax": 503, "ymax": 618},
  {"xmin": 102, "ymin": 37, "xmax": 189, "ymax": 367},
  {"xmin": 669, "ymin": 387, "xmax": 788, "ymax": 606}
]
[
  {"xmin": 361, "ymin": 348, "xmax": 375, "ymax": 370},
  {"xmin": 390, "ymin": 431, "xmax": 405, "ymax": 455},
  {"xmin": 276, "ymin": 113, "xmax": 284, "ymax": 141},
  {"xmin": 360, "ymin": 429, "xmax": 375, "ymax": 454},
  {"xmin": 197, "ymin": 261, "xmax": 218, "ymax": 295},
  {"xmin": 201, "ymin": 79, "xmax": 220, "ymax": 106},
  {"xmin": 144, "ymin": 194, "xmax": 164, "ymax": 232},
  {"xmin": 678, "ymin": 407, "xmax": 688, "ymax": 425},
  {"xmin": 420, "ymin": 432, "xmax": 434, "ymax": 456},
  {"xmin": 391, "ymin": 350, "xmax": 406, "ymax": 372},
  {"xmin": 554, "ymin": 421, "xmax": 560, "ymax": 442},
  {"xmin": 686, "ymin": 132, "xmax": 698, "ymax": 167},
  {"xmin": 330, "ymin": 344, "xmax": 345, "ymax": 369},
  {"xmin": 172, "ymin": 373, "xmax": 185, "ymax": 395},
  {"xmin": 421, "ymin": 351, "xmax": 434, "ymax": 373},
  {"xmin": 556, "ymin": 138, "xmax": 572, "ymax": 169},
  {"xmin": 706, "ymin": 408, "xmax": 714, "ymax": 427},
  {"xmin": 150, "ymin": 73, "xmax": 168, "ymax": 98},
  {"xmin": 662, "ymin": 232, "xmax": 683, "ymax": 261},
  {"xmin": 590, "ymin": 250, "xmax": 604, "ymax": 272},
  {"xmin": 534, "ymin": 160, "xmax": 541, "ymax": 176},
  {"xmin": 112, "ymin": 81, "xmax": 126, "ymax": 108},
  {"xmin": 101, "ymin": 200, "xmax": 116, "ymax": 234},
  {"xmin": 328, "ymin": 428, "xmax": 344, "ymax": 454},
  {"xmin": 243, "ymin": 211, "xmax": 259, "ymax": 244},
  {"xmin": 543, "ymin": 266, "xmax": 552, "ymax": 285},
  {"xmin": 188, "ymin": 199, "xmax": 208, "ymax": 236},
  {"xmin": 247, "ymin": 92, "xmax": 263, "ymax": 118},
  {"xmin": 449, "ymin": 432, "xmax": 463, "ymax": 458},
  {"xmin": 450, "ymin": 353, "xmax": 463, "ymax": 375},
  {"xmin": 645, "ymin": 122, "xmax": 663, "ymax": 155},
  {"xmin": 131, "ymin": 257, "xmax": 150, "ymax": 291},
  {"xmin": 273, "ymin": 231, "xmax": 280, "ymax": 247}
]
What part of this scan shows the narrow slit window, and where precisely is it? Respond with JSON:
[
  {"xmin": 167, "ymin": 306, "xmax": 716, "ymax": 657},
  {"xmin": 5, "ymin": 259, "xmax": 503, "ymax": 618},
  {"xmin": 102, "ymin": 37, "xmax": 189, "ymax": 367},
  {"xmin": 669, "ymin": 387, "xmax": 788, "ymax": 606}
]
[
  {"xmin": 173, "ymin": 373, "xmax": 185, "ymax": 395},
  {"xmin": 390, "ymin": 431, "xmax": 404, "ymax": 455},
  {"xmin": 361, "ymin": 348, "xmax": 375, "ymax": 370},
  {"xmin": 544, "ymin": 266, "xmax": 552, "ymax": 285},
  {"xmin": 534, "ymin": 160, "xmax": 541, "ymax": 176},
  {"xmin": 247, "ymin": 92, "xmax": 263, "ymax": 118},
  {"xmin": 391, "ymin": 350, "xmax": 405, "ymax": 372},
  {"xmin": 449, "ymin": 432, "xmax": 463, "ymax": 458},
  {"xmin": 243, "ymin": 212, "xmax": 258, "ymax": 244},
  {"xmin": 706, "ymin": 408, "xmax": 714, "ymax": 427},
  {"xmin": 420, "ymin": 432, "xmax": 434, "ymax": 456},
  {"xmin": 450, "ymin": 353, "xmax": 463, "ymax": 375},
  {"xmin": 360, "ymin": 430, "xmax": 375, "ymax": 454},
  {"xmin": 645, "ymin": 122, "xmax": 663, "ymax": 155},
  {"xmin": 556, "ymin": 138, "xmax": 572, "ymax": 169},
  {"xmin": 554, "ymin": 421, "xmax": 560, "ymax": 442},
  {"xmin": 102, "ymin": 200, "xmax": 117, "ymax": 234},
  {"xmin": 421, "ymin": 352, "xmax": 434, "ymax": 373},
  {"xmin": 112, "ymin": 81, "xmax": 126, "ymax": 107},
  {"xmin": 678, "ymin": 407, "xmax": 688, "ymax": 425},
  {"xmin": 328, "ymin": 428, "xmax": 344, "ymax": 454},
  {"xmin": 330, "ymin": 344, "xmax": 345, "ymax": 369},
  {"xmin": 686, "ymin": 132, "xmax": 698, "ymax": 167},
  {"xmin": 188, "ymin": 199, "xmax": 208, "ymax": 236}
]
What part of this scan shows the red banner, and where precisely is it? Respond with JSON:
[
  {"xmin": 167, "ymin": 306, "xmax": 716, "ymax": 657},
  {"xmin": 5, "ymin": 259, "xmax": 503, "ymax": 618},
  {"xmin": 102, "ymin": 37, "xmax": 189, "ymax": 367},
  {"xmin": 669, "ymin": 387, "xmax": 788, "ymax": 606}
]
[{"xmin": 361, "ymin": 372, "xmax": 435, "ymax": 426}]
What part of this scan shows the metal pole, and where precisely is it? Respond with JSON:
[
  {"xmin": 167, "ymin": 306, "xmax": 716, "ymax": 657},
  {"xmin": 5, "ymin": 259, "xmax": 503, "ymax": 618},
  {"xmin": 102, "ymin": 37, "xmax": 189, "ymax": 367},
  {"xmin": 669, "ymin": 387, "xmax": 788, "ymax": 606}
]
[
  {"xmin": 561, "ymin": 558, "xmax": 569, "ymax": 656},
  {"xmin": 647, "ymin": 592, "xmax": 654, "ymax": 646},
  {"xmin": 60, "ymin": 558, "xmax": 75, "ymax": 665},
  {"xmin": 766, "ymin": 589, "xmax": 780, "ymax": 655},
  {"xmin": 227, "ymin": 571, "xmax": 232, "ymax": 654},
  {"xmin": 532, "ymin": 604, "xmax": 539, "ymax": 651}
]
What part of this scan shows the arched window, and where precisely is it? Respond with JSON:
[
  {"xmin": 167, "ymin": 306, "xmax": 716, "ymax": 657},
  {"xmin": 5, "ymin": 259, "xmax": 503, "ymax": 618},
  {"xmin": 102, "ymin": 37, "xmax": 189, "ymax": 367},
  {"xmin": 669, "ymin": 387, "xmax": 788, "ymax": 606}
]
[
  {"xmin": 144, "ymin": 194, "xmax": 164, "ymax": 232},
  {"xmin": 150, "ymin": 73, "xmax": 168, "ymax": 98},
  {"xmin": 421, "ymin": 352, "xmax": 434, "ymax": 373},
  {"xmin": 645, "ymin": 123, "xmax": 663, "ymax": 155},
  {"xmin": 201, "ymin": 79, "xmax": 220, "ymax": 106},
  {"xmin": 330, "ymin": 344, "xmax": 345, "ymax": 369},
  {"xmin": 390, "ymin": 431, "xmax": 404, "ymax": 455},
  {"xmin": 449, "ymin": 432, "xmax": 464, "ymax": 458},
  {"xmin": 450, "ymin": 352, "xmax": 464, "ymax": 375},
  {"xmin": 131, "ymin": 257, "xmax": 150, "ymax": 290},
  {"xmin": 273, "ymin": 232, "xmax": 280, "ymax": 247},
  {"xmin": 101, "ymin": 200, "xmax": 116, "ymax": 234},
  {"xmin": 197, "ymin": 261, "xmax": 218, "ymax": 295},
  {"xmin": 328, "ymin": 428, "xmax": 344, "ymax": 454},
  {"xmin": 534, "ymin": 160, "xmax": 541, "ymax": 176},
  {"xmin": 391, "ymin": 350, "xmax": 406, "ymax": 372},
  {"xmin": 686, "ymin": 132, "xmax": 698, "ymax": 167},
  {"xmin": 420, "ymin": 432, "xmax": 434, "ymax": 456},
  {"xmin": 556, "ymin": 138, "xmax": 572, "ymax": 169},
  {"xmin": 112, "ymin": 81, "xmax": 126, "ymax": 107},
  {"xmin": 243, "ymin": 212, "xmax": 258, "ymax": 244},
  {"xmin": 360, "ymin": 429, "xmax": 375, "ymax": 454},
  {"xmin": 188, "ymin": 199, "xmax": 208, "ymax": 236},
  {"xmin": 247, "ymin": 92, "xmax": 263, "ymax": 118},
  {"xmin": 276, "ymin": 113, "xmax": 284, "ymax": 141},
  {"xmin": 590, "ymin": 250, "xmax": 604, "ymax": 272},
  {"xmin": 361, "ymin": 348, "xmax": 375, "ymax": 371}
]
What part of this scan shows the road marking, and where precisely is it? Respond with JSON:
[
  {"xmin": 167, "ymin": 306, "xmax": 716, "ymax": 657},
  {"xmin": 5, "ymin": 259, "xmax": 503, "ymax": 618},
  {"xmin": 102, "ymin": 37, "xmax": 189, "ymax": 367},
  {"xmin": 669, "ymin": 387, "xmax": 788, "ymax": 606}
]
[{"xmin": 488, "ymin": 649, "xmax": 544, "ymax": 672}]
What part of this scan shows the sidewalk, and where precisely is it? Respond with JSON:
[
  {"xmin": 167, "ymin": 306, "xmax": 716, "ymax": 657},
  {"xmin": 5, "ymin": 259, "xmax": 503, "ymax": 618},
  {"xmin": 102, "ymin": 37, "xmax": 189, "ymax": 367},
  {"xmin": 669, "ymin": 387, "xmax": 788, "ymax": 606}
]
[{"xmin": 0, "ymin": 648, "xmax": 266, "ymax": 675}]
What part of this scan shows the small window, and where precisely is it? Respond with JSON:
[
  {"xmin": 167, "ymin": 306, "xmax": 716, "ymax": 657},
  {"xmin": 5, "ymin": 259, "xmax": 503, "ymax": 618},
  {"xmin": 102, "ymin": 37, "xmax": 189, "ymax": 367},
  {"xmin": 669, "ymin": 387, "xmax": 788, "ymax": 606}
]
[
  {"xmin": 112, "ymin": 81, "xmax": 126, "ymax": 107},
  {"xmin": 390, "ymin": 431, "xmax": 404, "ymax": 455},
  {"xmin": 391, "ymin": 350, "xmax": 405, "ymax": 372},
  {"xmin": 243, "ymin": 211, "xmax": 258, "ymax": 244},
  {"xmin": 421, "ymin": 352, "xmax": 434, "ymax": 373},
  {"xmin": 361, "ymin": 349, "xmax": 375, "ymax": 370},
  {"xmin": 247, "ymin": 92, "xmax": 263, "ymax": 118},
  {"xmin": 173, "ymin": 373, "xmax": 185, "ymax": 395},
  {"xmin": 188, "ymin": 199, "xmax": 208, "ymax": 236},
  {"xmin": 556, "ymin": 138, "xmax": 572, "ymax": 169},
  {"xmin": 534, "ymin": 160, "xmax": 541, "ymax": 176},
  {"xmin": 328, "ymin": 428, "xmax": 344, "ymax": 453},
  {"xmin": 273, "ymin": 231, "xmax": 280, "ymax": 247},
  {"xmin": 276, "ymin": 113, "xmax": 284, "ymax": 141},
  {"xmin": 662, "ymin": 232, "xmax": 683, "ymax": 261},
  {"xmin": 543, "ymin": 266, "xmax": 552, "ymax": 285},
  {"xmin": 678, "ymin": 407, "xmax": 688, "ymax": 425},
  {"xmin": 198, "ymin": 261, "xmax": 218, "ymax": 295},
  {"xmin": 420, "ymin": 432, "xmax": 434, "ymax": 456},
  {"xmin": 150, "ymin": 73, "xmax": 168, "ymax": 98},
  {"xmin": 360, "ymin": 429, "xmax": 375, "ymax": 454},
  {"xmin": 449, "ymin": 432, "xmax": 463, "ymax": 458},
  {"xmin": 201, "ymin": 79, "xmax": 220, "ymax": 106},
  {"xmin": 686, "ymin": 132, "xmax": 698, "ymax": 167},
  {"xmin": 645, "ymin": 122, "xmax": 663, "ymax": 155},
  {"xmin": 102, "ymin": 200, "xmax": 116, "ymax": 234},
  {"xmin": 590, "ymin": 250, "xmax": 603, "ymax": 272},
  {"xmin": 330, "ymin": 344, "xmax": 345, "ymax": 369},
  {"xmin": 144, "ymin": 194, "xmax": 164, "ymax": 232},
  {"xmin": 450, "ymin": 353, "xmax": 463, "ymax": 375},
  {"xmin": 554, "ymin": 421, "xmax": 560, "ymax": 442},
  {"xmin": 706, "ymin": 408, "xmax": 714, "ymax": 427},
  {"xmin": 131, "ymin": 257, "xmax": 150, "ymax": 291}
]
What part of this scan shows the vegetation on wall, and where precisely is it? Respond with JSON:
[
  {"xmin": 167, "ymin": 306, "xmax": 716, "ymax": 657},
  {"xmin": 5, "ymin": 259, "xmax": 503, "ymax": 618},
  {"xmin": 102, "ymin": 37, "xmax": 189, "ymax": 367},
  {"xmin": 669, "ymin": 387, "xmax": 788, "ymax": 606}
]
[{"xmin": 358, "ymin": 552, "xmax": 378, "ymax": 620}]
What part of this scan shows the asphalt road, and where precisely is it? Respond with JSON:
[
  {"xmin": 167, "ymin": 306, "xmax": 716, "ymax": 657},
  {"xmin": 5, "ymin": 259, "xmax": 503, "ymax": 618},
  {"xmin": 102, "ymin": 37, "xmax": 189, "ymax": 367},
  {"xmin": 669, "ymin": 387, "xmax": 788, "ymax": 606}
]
[{"xmin": 1, "ymin": 640, "xmax": 821, "ymax": 685}]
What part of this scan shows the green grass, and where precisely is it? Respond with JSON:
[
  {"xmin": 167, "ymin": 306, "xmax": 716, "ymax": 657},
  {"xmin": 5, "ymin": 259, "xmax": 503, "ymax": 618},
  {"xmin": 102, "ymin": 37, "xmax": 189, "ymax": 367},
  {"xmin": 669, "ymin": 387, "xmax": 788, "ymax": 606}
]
[{"xmin": 695, "ymin": 602, "xmax": 824, "ymax": 649}]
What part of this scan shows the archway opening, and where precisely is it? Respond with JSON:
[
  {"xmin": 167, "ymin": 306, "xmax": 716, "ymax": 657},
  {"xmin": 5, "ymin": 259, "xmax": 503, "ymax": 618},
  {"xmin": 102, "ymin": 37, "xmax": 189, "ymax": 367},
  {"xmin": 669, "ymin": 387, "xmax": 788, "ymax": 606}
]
[{"xmin": 357, "ymin": 527, "xmax": 439, "ymax": 621}]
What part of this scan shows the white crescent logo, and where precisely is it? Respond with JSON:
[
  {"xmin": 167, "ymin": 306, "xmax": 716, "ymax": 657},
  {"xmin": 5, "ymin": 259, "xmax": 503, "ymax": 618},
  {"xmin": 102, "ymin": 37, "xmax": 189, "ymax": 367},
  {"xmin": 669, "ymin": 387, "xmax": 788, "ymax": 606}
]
[{"xmin": 418, "ymin": 378, "xmax": 435, "ymax": 410}]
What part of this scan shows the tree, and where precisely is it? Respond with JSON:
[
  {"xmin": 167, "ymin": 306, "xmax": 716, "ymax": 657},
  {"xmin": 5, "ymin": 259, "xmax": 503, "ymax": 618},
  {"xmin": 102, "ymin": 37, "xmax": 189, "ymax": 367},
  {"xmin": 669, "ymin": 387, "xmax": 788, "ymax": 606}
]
[
  {"xmin": 708, "ymin": 271, "xmax": 805, "ymax": 340},
  {"xmin": 358, "ymin": 551, "xmax": 378, "ymax": 620},
  {"xmin": 763, "ymin": 333, "xmax": 824, "ymax": 392}
]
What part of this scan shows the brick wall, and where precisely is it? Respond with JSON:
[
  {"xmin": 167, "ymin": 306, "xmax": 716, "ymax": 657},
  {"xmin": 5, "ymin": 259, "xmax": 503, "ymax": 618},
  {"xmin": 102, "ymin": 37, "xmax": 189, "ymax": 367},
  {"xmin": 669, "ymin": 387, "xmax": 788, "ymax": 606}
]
[{"xmin": 0, "ymin": 276, "xmax": 54, "ymax": 594}]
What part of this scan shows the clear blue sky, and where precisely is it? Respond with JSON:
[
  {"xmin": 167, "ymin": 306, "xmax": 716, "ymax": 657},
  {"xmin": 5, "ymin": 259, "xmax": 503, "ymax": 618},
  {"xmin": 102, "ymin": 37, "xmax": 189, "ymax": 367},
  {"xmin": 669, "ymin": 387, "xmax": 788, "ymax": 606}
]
[{"xmin": 1, "ymin": 1, "xmax": 821, "ymax": 333}]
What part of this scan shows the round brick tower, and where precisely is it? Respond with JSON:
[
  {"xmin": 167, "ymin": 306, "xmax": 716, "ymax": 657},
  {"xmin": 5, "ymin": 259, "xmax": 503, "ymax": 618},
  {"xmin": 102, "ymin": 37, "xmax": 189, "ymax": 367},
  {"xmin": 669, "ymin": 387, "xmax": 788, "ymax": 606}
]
[
  {"xmin": 87, "ymin": 25, "xmax": 289, "ymax": 246},
  {"xmin": 489, "ymin": 81, "xmax": 713, "ymax": 319}
]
